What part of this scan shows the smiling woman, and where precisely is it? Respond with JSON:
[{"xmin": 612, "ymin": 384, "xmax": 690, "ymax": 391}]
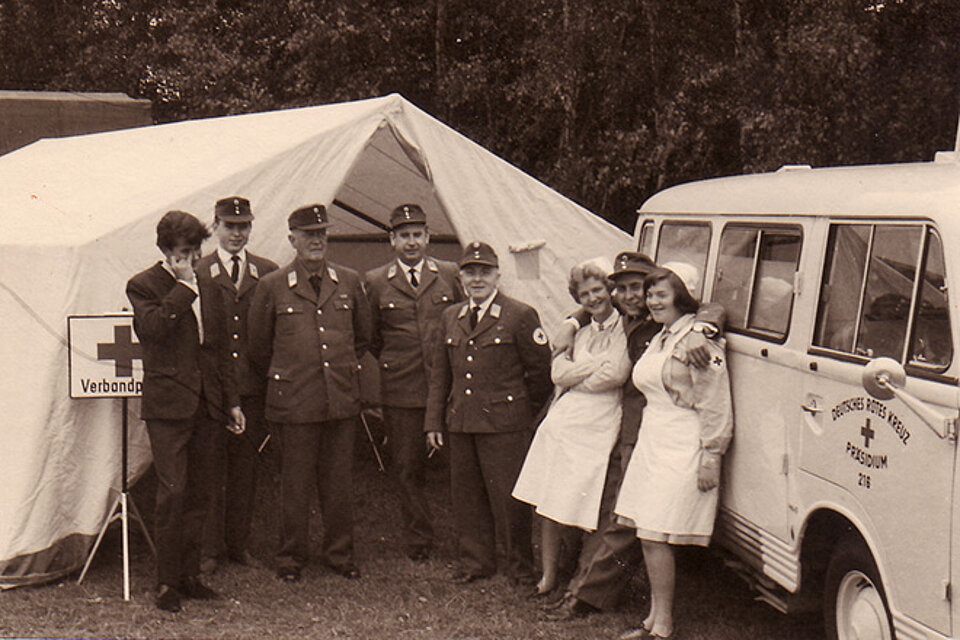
[{"xmin": 513, "ymin": 256, "xmax": 632, "ymax": 596}]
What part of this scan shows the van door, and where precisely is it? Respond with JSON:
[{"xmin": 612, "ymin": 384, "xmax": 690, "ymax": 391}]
[{"xmin": 801, "ymin": 222, "xmax": 956, "ymax": 633}]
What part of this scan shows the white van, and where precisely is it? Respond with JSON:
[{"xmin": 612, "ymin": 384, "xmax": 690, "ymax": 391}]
[{"xmin": 636, "ymin": 153, "xmax": 960, "ymax": 640}]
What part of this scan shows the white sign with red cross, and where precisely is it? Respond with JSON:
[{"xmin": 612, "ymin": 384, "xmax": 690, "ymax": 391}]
[{"xmin": 68, "ymin": 314, "xmax": 143, "ymax": 398}]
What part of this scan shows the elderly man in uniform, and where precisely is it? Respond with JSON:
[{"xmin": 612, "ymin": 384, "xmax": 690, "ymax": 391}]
[
  {"xmin": 425, "ymin": 242, "xmax": 552, "ymax": 585},
  {"xmin": 364, "ymin": 204, "xmax": 462, "ymax": 562},
  {"xmin": 196, "ymin": 197, "xmax": 278, "ymax": 573},
  {"xmin": 247, "ymin": 204, "xmax": 372, "ymax": 583},
  {"xmin": 546, "ymin": 251, "xmax": 726, "ymax": 620},
  {"xmin": 126, "ymin": 210, "xmax": 244, "ymax": 612}
]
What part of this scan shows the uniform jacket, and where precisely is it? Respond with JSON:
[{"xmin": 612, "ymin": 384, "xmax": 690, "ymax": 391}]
[
  {"xmin": 126, "ymin": 261, "xmax": 237, "ymax": 422},
  {"xmin": 659, "ymin": 314, "xmax": 733, "ymax": 458},
  {"xmin": 425, "ymin": 292, "xmax": 552, "ymax": 434},
  {"xmin": 196, "ymin": 251, "xmax": 279, "ymax": 398},
  {"xmin": 364, "ymin": 257, "xmax": 462, "ymax": 408},
  {"xmin": 247, "ymin": 257, "xmax": 372, "ymax": 424}
]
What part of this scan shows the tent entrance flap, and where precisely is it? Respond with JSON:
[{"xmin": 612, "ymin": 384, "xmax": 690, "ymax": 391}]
[{"xmin": 330, "ymin": 121, "xmax": 454, "ymax": 238}]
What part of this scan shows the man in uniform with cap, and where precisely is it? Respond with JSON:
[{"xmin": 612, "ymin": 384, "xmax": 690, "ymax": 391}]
[
  {"xmin": 425, "ymin": 241, "xmax": 552, "ymax": 585},
  {"xmin": 364, "ymin": 204, "xmax": 462, "ymax": 562},
  {"xmin": 126, "ymin": 210, "xmax": 244, "ymax": 612},
  {"xmin": 247, "ymin": 204, "xmax": 372, "ymax": 582},
  {"xmin": 196, "ymin": 196, "xmax": 278, "ymax": 573},
  {"xmin": 546, "ymin": 251, "xmax": 726, "ymax": 620}
]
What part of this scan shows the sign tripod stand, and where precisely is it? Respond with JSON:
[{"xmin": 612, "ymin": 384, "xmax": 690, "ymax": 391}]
[{"xmin": 77, "ymin": 395, "xmax": 155, "ymax": 601}]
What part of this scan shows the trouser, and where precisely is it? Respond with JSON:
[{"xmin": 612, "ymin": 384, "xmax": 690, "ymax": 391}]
[
  {"xmin": 449, "ymin": 430, "xmax": 533, "ymax": 579},
  {"xmin": 202, "ymin": 395, "xmax": 268, "ymax": 559},
  {"xmin": 383, "ymin": 406, "xmax": 433, "ymax": 550},
  {"xmin": 567, "ymin": 438, "xmax": 644, "ymax": 610},
  {"xmin": 275, "ymin": 418, "xmax": 357, "ymax": 570},
  {"xmin": 145, "ymin": 404, "xmax": 217, "ymax": 588}
]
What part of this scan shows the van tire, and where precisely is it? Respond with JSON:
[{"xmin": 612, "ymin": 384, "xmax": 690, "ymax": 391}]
[{"xmin": 823, "ymin": 534, "xmax": 893, "ymax": 640}]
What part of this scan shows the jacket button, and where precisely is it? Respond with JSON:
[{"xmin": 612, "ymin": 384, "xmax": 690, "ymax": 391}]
[
  {"xmin": 321, "ymin": 344, "xmax": 328, "ymax": 350},
  {"xmin": 494, "ymin": 337, "xmax": 501, "ymax": 344},
  {"xmin": 232, "ymin": 352, "xmax": 239, "ymax": 358},
  {"xmin": 317, "ymin": 309, "xmax": 323, "ymax": 315},
  {"xmin": 323, "ymin": 361, "xmax": 330, "ymax": 368},
  {"xmin": 232, "ymin": 333, "xmax": 239, "ymax": 340},
  {"xmin": 382, "ymin": 362, "xmax": 389, "ymax": 369},
  {"xmin": 506, "ymin": 394, "xmax": 514, "ymax": 402},
  {"xmin": 388, "ymin": 302, "xmax": 395, "ymax": 309},
  {"xmin": 286, "ymin": 306, "xmax": 293, "ymax": 313},
  {"xmin": 446, "ymin": 338, "xmax": 453, "ymax": 345},
  {"xmin": 273, "ymin": 373, "xmax": 281, "ymax": 380},
  {"xmin": 319, "ymin": 326, "xmax": 325, "ymax": 333},
  {"xmin": 233, "ymin": 315, "xmax": 240, "ymax": 321},
  {"xmin": 468, "ymin": 339, "xmax": 474, "ymax": 346},
  {"xmin": 464, "ymin": 388, "xmax": 472, "ymax": 396},
  {"xmin": 465, "ymin": 372, "xmax": 472, "ymax": 380},
  {"xmin": 466, "ymin": 355, "xmax": 474, "ymax": 362}
]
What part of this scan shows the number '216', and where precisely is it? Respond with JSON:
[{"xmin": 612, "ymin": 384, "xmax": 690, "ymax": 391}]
[{"xmin": 858, "ymin": 473, "xmax": 871, "ymax": 489}]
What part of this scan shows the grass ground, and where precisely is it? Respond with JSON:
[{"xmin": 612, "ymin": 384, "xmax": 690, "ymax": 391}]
[{"xmin": 0, "ymin": 427, "xmax": 823, "ymax": 639}]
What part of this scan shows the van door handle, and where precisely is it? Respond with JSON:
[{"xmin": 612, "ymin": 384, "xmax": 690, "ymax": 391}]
[{"xmin": 801, "ymin": 400, "xmax": 822, "ymax": 415}]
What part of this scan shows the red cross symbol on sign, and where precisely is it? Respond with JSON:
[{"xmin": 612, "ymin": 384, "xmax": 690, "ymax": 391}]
[
  {"xmin": 97, "ymin": 325, "xmax": 143, "ymax": 378},
  {"xmin": 860, "ymin": 418, "xmax": 875, "ymax": 449}
]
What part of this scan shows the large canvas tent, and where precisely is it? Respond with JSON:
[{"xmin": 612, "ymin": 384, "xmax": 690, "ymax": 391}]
[{"xmin": 0, "ymin": 93, "xmax": 630, "ymax": 587}]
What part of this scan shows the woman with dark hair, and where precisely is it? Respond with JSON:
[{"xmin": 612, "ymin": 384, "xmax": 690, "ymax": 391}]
[
  {"xmin": 614, "ymin": 262, "xmax": 733, "ymax": 640},
  {"xmin": 513, "ymin": 257, "xmax": 631, "ymax": 597}
]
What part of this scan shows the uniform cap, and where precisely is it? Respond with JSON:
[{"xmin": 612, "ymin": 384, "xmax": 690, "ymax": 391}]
[
  {"xmin": 215, "ymin": 196, "xmax": 253, "ymax": 222},
  {"xmin": 389, "ymin": 203, "xmax": 427, "ymax": 230},
  {"xmin": 288, "ymin": 204, "xmax": 332, "ymax": 231},
  {"xmin": 459, "ymin": 241, "xmax": 499, "ymax": 268},
  {"xmin": 608, "ymin": 251, "xmax": 657, "ymax": 280}
]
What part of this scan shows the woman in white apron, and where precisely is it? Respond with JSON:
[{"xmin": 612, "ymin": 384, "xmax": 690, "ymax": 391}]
[
  {"xmin": 513, "ymin": 257, "xmax": 631, "ymax": 596},
  {"xmin": 614, "ymin": 263, "xmax": 733, "ymax": 640}
]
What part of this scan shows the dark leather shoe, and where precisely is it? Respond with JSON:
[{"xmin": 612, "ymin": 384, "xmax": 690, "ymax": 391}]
[
  {"xmin": 181, "ymin": 576, "xmax": 219, "ymax": 600},
  {"xmin": 155, "ymin": 584, "xmax": 182, "ymax": 612},
  {"xmin": 330, "ymin": 563, "xmax": 361, "ymax": 579},
  {"xmin": 407, "ymin": 546, "xmax": 429, "ymax": 562},
  {"xmin": 544, "ymin": 595, "xmax": 594, "ymax": 621},
  {"xmin": 228, "ymin": 550, "xmax": 264, "ymax": 568},
  {"xmin": 451, "ymin": 571, "xmax": 490, "ymax": 585},
  {"xmin": 277, "ymin": 567, "xmax": 301, "ymax": 583},
  {"xmin": 542, "ymin": 591, "xmax": 572, "ymax": 611}
]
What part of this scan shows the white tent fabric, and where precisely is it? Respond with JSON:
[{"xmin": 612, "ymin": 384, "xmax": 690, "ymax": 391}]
[{"xmin": 0, "ymin": 93, "xmax": 630, "ymax": 587}]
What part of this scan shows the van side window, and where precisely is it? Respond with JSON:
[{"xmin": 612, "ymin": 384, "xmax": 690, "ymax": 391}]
[
  {"xmin": 910, "ymin": 229, "xmax": 952, "ymax": 368},
  {"xmin": 714, "ymin": 225, "xmax": 800, "ymax": 340},
  {"xmin": 656, "ymin": 222, "xmax": 710, "ymax": 299},
  {"xmin": 814, "ymin": 223, "xmax": 952, "ymax": 372},
  {"xmin": 638, "ymin": 221, "xmax": 654, "ymax": 257}
]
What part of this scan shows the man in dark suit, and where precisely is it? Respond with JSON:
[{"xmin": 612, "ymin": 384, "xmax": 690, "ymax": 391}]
[
  {"xmin": 196, "ymin": 197, "xmax": 278, "ymax": 573},
  {"xmin": 425, "ymin": 242, "xmax": 552, "ymax": 585},
  {"xmin": 546, "ymin": 251, "xmax": 726, "ymax": 620},
  {"xmin": 364, "ymin": 204, "xmax": 462, "ymax": 562},
  {"xmin": 247, "ymin": 204, "xmax": 372, "ymax": 583},
  {"xmin": 126, "ymin": 210, "xmax": 244, "ymax": 613}
]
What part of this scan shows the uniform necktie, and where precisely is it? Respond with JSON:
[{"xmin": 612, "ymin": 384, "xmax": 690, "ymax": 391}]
[
  {"xmin": 409, "ymin": 267, "xmax": 418, "ymax": 288},
  {"xmin": 470, "ymin": 305, "xmax": 480, "ymax": 330},
  {"xmin": 230, "ymin": 255, "xmax": 241, "ymax": 284},
  {"xmin": 309, "ymin": 274, "xmax": 323, "ymax": 297}
]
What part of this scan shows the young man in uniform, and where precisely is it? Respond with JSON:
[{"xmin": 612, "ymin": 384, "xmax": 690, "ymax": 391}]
[
  {"xmin": 196, "ymin": 197, "xmax": 278, "ymax": 573},
  {"xmin": 425, "ymin": 242, "xmax": 552, "ymax": 585},
  {"xmin": 364, "ymin": 204, "xmax": 462, "ymax": 561},
  {"xmin": 247, "ymin": 204, "xmax": 372, "ymax": 583},
  {"xmin": 126, "ymin": 210, "xmax": 244, "ymax": 612}
]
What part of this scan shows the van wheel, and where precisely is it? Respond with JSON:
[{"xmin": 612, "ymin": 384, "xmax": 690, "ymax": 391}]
[{"xmin": 824, "ymin": 535, "xmax": 893, "ymax": 640}]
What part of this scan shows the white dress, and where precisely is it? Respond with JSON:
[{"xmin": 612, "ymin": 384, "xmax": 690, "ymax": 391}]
[
  {"xmin": 614, "ymin": 314, "xmax": 718, "ymax": 546},
  {"xmin": 512, "ymin": 313, "xmax": 630, "ymax": 530}
]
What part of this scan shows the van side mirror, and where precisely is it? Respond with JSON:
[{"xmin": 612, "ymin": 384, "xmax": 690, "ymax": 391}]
[{"xmin": 862, "ymin": 357, "xmax": 956, "ymax": 440}]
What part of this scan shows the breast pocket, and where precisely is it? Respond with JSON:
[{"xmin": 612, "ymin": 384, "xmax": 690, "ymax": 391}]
[{"xmin": 275, "ymin": 303, "xmax": 307, "ymax": 335}]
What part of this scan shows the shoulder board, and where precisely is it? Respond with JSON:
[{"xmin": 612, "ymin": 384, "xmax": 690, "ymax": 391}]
[
  {"xmin": 287, "ymin": 270, "xmax": 297, "ymax": 288},
  {"xmin": 490, "ymin": 303, "xmax": 502, "ymax": 319},
  {"xmin": 387, "ymin": 264, "xmax": 398, "ymax": 279},
  {"xmin": 457, "ymin": 303, "xmax": 470, "ymax": 319},
  {"xmin": 209, "ymin": 262, "xmax": 221, "ymax": 279},
  {"xmin": 249, "ymin": 262, "xmax": 259, "ymax": 279},
  {"xmin": 426, "ymin": 259, "xmax": 439, "ymax": 272},
  {"xmin": 328, "ymin": 266, "xmax": 339, "ymax": 283}
]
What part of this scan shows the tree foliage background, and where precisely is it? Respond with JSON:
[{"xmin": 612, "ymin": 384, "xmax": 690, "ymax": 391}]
[{"xmin": 1, "ymin": 0, "xmax": 958, "ymax": 230}]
